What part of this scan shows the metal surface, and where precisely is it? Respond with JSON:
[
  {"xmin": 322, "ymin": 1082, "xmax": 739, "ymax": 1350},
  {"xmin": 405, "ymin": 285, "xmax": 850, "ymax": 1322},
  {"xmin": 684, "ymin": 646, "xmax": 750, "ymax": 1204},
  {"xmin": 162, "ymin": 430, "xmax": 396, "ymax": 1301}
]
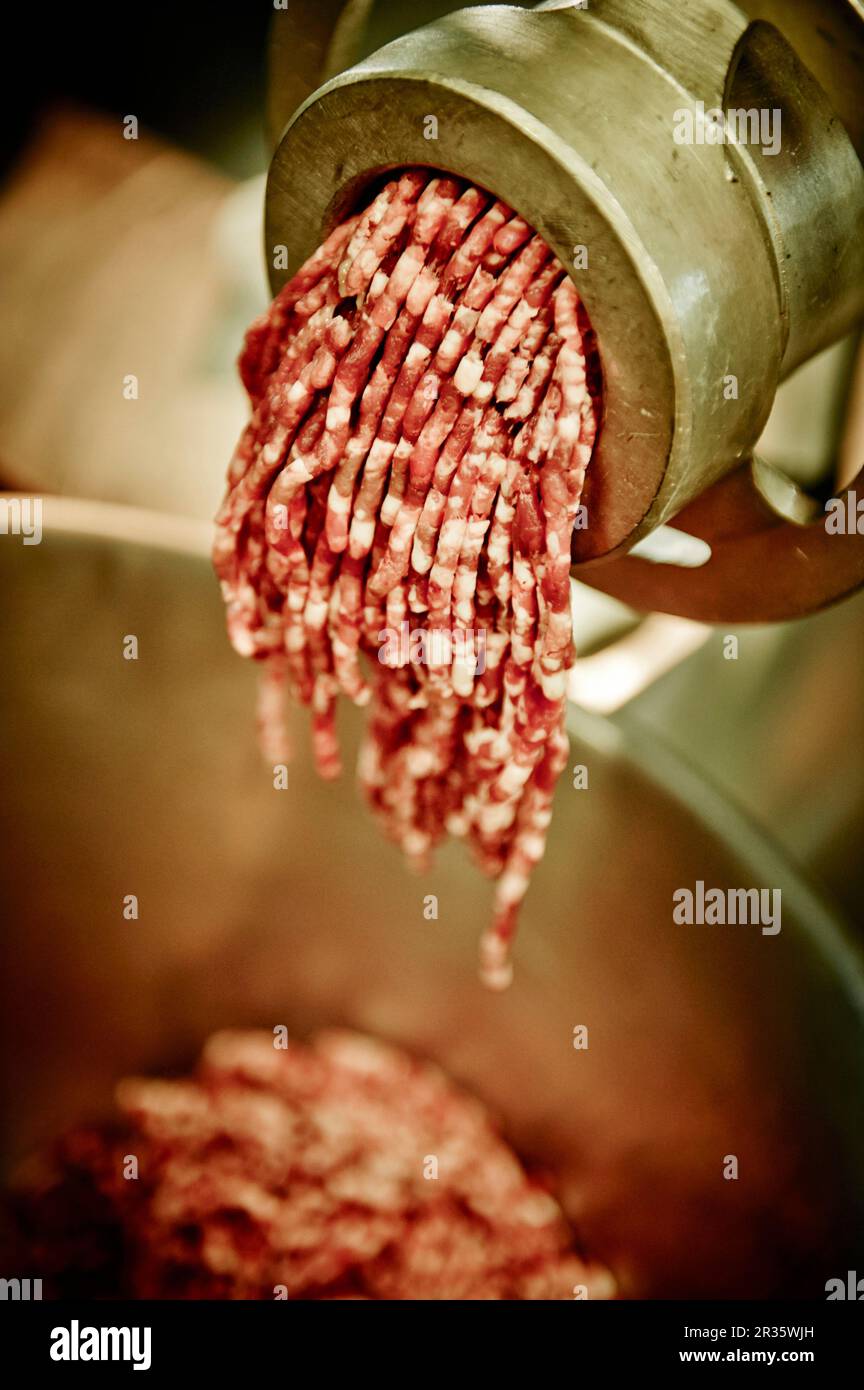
[
  {"xmin": 737, "ymin": 0, "xmax": 864, "ymax": 162},
  {"xmin": 266, "ymin": 0, "xmax": 351, "ymax": 148},
  {"xmin": 626, "ymin": 590, "xmax": 864, "ymax": 931},
  {"xmin": 266, "ymin": 0, "xmax": 538, "ymax": 144},
  {"xmin": 2, "ymin": 503, "xmax": 864, "ymax": 1297},
  {"xmin": 584, "ymin": 456, "xmax": 864, "ymax": 622},
  {"xmin": 264, "ymin": 0, "xmax": 864, "ymax": 620}
]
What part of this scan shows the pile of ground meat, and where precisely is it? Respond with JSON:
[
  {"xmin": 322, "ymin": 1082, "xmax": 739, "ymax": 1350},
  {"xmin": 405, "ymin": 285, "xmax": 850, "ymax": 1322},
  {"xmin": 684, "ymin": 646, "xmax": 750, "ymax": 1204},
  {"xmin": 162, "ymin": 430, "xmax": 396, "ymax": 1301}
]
[
  {"xmin": 6, "ymin": 1030, "xmax": 615, "ymax": 1301},
  {"xmin": 213, "ymin": 171, "xmax": 601, "ymax": 986}
]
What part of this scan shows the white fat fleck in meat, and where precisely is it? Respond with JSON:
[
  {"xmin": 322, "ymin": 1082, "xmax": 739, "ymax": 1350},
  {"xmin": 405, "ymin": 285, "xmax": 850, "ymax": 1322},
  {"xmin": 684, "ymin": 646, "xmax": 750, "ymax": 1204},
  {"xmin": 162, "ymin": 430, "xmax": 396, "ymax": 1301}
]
[{"xmin": 454, "ymin": 353, "xmax": 484, "ymax": 395}]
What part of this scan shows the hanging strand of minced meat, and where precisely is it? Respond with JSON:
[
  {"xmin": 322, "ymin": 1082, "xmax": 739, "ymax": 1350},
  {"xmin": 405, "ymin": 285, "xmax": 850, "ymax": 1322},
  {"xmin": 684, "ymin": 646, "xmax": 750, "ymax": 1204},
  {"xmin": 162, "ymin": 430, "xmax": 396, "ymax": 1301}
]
[{"xmin": 214, "ymin": 171, "xmax": 601, "ymax": 989}]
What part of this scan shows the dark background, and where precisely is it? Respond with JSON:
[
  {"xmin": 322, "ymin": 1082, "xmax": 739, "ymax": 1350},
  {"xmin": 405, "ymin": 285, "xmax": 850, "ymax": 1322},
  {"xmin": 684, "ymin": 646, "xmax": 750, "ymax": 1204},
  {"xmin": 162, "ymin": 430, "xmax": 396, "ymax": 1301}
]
[{"xmin": 1, "ymin": 2, "xmax": 273, "ymax": 181}]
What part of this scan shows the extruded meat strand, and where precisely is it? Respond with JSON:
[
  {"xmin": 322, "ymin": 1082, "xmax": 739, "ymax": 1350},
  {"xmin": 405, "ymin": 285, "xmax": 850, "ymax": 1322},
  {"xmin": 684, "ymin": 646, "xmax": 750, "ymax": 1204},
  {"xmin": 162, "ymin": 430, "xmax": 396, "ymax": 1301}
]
[{"xmin": 214, "ymin": 170, "xmax": 601, "ymax": 988}]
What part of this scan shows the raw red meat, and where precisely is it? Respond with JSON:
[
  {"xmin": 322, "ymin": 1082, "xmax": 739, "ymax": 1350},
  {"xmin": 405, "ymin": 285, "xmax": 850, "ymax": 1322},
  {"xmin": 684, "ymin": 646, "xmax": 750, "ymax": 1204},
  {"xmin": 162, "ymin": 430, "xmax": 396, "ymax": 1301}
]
[
  {"xmin": 6, "ymin": 1031, "xmax": 616, "ymax": 1302},
  {"xmin": 214, "ymin": 172, "xmax": 601, "ymax": 987}
]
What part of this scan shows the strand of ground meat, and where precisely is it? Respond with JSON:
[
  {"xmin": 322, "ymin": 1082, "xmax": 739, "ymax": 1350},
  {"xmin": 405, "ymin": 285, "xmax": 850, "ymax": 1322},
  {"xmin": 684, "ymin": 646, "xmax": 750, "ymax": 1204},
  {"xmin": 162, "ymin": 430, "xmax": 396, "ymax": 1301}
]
[{"xmin": 214, "ymin": 171, "xmax": 601, "ymax": 988}]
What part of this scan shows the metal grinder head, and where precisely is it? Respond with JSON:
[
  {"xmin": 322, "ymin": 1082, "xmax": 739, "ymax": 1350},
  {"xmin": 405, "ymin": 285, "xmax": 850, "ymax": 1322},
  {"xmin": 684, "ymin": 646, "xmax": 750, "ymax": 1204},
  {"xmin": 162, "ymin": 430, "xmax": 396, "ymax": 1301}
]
[{"xmin": 264, "ymin": 0, "xmax": 864, "ymax": 622}]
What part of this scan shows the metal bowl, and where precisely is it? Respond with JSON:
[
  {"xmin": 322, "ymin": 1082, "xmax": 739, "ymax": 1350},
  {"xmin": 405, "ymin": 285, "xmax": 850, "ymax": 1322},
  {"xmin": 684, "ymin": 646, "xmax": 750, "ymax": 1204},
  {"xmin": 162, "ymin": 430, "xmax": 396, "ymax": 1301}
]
[{"xmin": 2, "ymin": 500, "xmax": 863, "ymax": 1298}]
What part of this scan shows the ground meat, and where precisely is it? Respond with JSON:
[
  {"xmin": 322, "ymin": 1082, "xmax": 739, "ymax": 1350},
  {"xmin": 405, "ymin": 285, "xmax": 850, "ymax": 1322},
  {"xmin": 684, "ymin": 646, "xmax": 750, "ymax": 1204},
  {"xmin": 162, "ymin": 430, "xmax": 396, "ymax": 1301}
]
[
  {"xmin": 6, "ymin": 1030, "xmax": 615, "ymax": 1301},
  {"xmin": 213, "ymin": 171, "xmax": 601, "ymax": 987}
]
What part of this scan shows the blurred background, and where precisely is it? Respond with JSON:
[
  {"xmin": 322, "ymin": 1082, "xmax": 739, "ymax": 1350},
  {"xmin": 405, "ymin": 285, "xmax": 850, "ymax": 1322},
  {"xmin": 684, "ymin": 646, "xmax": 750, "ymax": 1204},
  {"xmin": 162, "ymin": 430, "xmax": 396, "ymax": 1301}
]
[{"xmin": 0, "ymin": 2, "xmax": 274, "ymax": 517}]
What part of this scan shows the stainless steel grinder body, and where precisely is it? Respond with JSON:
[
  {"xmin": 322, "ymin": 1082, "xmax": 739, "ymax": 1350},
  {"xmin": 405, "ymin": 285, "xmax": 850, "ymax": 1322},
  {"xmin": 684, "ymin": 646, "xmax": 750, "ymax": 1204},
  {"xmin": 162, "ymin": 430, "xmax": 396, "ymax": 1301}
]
[{"xmin": 265, "ymin": 0, "xmax": 864, "ymax": 620}]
